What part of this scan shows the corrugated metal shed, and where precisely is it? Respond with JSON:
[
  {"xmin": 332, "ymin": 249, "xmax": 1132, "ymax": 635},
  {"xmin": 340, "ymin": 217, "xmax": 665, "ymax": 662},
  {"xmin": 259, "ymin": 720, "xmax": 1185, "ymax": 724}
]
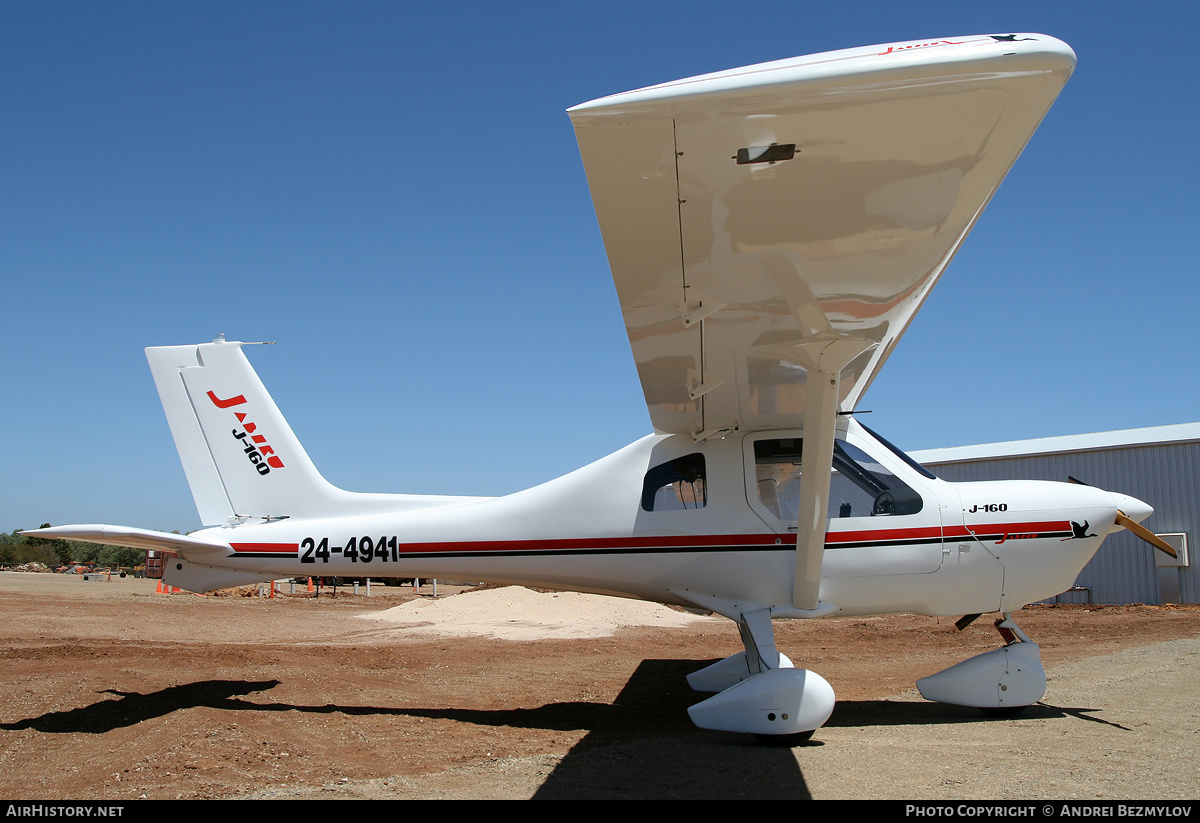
[{"xmin": 910, "ymin": 423, "xmax": 1200, "ymax": 605}]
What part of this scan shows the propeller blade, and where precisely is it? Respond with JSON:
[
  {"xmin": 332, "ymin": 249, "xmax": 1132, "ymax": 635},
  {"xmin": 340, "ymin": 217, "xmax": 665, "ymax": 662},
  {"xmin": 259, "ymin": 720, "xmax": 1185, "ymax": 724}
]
[{"xmin": 1115, "ymin": 510, "xmax": 1178, "ymax": 558}]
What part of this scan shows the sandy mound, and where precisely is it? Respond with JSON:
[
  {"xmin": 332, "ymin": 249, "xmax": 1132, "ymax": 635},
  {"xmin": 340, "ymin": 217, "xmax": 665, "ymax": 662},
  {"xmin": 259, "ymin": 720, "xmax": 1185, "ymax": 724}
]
[{"xmin": 361, "ymin": 586, "xmax": 714, "ymax": 640}]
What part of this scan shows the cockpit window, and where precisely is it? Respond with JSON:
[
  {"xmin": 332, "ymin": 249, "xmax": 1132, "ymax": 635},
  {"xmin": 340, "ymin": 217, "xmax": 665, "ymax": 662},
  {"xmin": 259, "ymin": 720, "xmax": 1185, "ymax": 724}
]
[
  {"xmin": 641, "ymin": 453, "xmax": 707, "ymax": 511},
  {"xmin": 832, "ymin": 440, "xmax": 923, "ymax": 516},
  {"xmin": 751, "ymin": 437, "xmax": 923, "ymax": 520}
]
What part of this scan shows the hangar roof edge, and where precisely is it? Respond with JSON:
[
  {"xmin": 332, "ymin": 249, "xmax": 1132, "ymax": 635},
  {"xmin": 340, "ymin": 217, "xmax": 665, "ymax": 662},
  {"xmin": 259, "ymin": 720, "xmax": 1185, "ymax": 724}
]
[{"xmin": 909, "ymin": 422, "xmax": 1200, "ymax": 465}]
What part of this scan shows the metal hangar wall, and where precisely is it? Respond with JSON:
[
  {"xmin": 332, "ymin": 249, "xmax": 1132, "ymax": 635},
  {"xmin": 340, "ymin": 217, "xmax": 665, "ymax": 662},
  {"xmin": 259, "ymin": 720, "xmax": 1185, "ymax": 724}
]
[{"xmin": 910, "ymin": 423, "xmax": 1199, "ymax": 606}]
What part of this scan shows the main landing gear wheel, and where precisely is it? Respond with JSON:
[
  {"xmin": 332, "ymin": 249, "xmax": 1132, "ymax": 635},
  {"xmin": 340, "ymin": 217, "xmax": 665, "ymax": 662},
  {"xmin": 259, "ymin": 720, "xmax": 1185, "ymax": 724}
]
[{"xmin": 687, "ymin": 609, "xmax": 836, "ymax": 742}]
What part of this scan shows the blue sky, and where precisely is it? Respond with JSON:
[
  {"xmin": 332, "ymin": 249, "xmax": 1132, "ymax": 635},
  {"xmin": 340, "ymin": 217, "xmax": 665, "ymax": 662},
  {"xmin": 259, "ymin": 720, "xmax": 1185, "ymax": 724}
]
[{"xmin": 3, "ymin": 1, "xmax": 1197, "ymax": 533}]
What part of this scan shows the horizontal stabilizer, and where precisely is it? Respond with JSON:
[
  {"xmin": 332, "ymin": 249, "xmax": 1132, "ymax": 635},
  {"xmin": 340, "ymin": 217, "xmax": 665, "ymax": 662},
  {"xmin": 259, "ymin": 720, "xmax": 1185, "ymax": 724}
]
[
  {"xmin": 22, "ymin": 525, "xmax": 230, "ymax": 557},
  {"xmin": 26, "ymin": 526, "xmax": 286, "ymax": 595}
]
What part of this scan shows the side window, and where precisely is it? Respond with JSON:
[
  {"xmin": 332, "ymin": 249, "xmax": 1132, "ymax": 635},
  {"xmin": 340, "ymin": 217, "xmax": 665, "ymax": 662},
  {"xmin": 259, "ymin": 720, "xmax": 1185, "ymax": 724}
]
[
  {"xmin": 751, "ymin": 437, "xmax": 923, "ymax": 520},
  {"xmin": 641, "ymin": 454, "xmax": 707, "ymax": 511},
  {"xmin": 752, "ymin": 438, "xmax": 803, "ymax": 521}
]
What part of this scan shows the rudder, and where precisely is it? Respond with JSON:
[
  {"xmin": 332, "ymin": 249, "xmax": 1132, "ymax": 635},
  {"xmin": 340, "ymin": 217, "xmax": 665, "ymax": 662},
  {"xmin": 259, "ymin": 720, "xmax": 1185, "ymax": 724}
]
[{"xmin": 146, "ymin": 338, "xmax": 341, "ymax": 525}]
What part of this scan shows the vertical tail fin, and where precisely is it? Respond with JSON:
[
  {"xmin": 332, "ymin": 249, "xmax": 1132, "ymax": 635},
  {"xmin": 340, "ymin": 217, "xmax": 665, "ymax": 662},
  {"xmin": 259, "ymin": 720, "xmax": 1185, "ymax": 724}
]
[{"xmin": 146, "ymin": 338, "xmax": 340, "ymax": 525}]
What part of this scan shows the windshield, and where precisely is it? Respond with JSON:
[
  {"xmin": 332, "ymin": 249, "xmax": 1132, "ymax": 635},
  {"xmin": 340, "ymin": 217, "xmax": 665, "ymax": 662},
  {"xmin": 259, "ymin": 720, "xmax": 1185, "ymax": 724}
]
[{"xmin": 859, "ymin": 422, "xmax": 937, "ymax": 480}]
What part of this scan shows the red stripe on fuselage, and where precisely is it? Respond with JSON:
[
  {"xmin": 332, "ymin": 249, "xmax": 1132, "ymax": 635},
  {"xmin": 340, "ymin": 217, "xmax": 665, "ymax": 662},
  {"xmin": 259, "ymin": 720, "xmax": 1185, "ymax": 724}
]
[
  {"xmin": 229, "ymin": 543, "xmax": 299, "ymax": 554},
  {"xmin": 225, "ymin": 521, "xmax": 1074, "ymax": 558},
  {"xmin": 943, "ymin": 521, "xmax": 1071, "ymax": 539}
]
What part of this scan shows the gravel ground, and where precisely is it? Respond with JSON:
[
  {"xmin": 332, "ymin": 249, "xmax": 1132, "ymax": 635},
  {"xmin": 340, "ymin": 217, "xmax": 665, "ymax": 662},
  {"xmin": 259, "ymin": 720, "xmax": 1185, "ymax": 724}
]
[{"xmin": 0, "ymin": 571, "xmax": 1197, "ymax": 800}]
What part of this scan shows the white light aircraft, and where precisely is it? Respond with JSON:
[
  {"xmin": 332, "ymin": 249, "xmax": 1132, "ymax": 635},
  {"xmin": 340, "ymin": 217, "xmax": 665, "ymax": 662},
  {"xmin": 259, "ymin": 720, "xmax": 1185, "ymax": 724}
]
[{"xmin": 30, "ymin": 34, "xmax": 1178, "ymax": 743}]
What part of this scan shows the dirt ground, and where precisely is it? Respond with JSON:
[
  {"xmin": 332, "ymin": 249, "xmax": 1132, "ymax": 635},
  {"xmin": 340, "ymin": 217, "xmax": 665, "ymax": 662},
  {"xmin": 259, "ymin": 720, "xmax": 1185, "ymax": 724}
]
[{"xmin": 1, "ymin": 571, "xmax": 1198, "ymax": 800}]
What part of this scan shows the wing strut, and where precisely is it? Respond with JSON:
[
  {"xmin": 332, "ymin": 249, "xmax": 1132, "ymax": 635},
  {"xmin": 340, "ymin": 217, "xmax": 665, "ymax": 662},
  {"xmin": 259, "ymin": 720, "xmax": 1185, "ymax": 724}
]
[{"xmin": 788, "ymin": 337, "xmax": 874, "ymax": 610}]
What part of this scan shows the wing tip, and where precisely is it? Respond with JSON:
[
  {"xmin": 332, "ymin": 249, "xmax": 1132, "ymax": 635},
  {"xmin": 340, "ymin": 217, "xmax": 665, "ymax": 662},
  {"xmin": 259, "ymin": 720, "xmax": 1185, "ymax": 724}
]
[{"xmin": 569, "ymin": 33, "xmax": 1075, "ymax": 117}]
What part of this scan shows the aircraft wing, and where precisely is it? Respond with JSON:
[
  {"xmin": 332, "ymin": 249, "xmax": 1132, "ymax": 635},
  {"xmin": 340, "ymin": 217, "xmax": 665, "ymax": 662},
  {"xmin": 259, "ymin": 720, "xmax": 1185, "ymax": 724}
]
[{"xmin": 570, "ymin": 34, "xmax": 1075, "ymax": 438}]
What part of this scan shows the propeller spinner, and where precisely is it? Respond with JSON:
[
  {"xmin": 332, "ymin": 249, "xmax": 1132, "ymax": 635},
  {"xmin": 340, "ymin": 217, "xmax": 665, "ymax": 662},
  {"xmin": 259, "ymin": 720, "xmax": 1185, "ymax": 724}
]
[{"xmin": 1067, "ymin": 477, "xmax": 1177, "ymax": 558}]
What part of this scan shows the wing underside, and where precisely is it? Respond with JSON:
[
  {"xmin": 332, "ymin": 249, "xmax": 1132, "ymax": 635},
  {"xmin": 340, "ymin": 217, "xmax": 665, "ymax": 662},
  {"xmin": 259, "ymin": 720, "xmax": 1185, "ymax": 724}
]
[{"xmin": 570, "ymin": 34, "xmax": 1075, "ymax": 437}]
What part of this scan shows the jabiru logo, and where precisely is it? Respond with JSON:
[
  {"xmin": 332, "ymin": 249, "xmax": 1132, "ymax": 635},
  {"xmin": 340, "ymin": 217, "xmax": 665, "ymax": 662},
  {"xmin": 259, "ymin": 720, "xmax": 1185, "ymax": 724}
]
[
  {"xmin": 878, "ymin": 40, "xmax": 964, "ymax": 56},
  {"xmin": 207, "ymin": 391, "xmax": 285, "ymax": 475}
]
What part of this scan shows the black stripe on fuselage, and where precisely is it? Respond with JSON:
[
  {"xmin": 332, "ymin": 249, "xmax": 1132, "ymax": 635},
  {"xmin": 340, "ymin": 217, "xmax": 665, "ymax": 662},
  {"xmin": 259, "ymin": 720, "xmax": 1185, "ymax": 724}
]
[{"xmin": 224, "ymin": 529, "xmax": 1078, "ymax": 562}]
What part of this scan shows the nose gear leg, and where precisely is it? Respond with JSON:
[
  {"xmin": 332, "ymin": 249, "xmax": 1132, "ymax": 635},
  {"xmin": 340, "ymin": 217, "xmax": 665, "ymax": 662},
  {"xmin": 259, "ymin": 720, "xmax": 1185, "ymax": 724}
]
[{"xmin": 916, "ymin": 611, "xmax": 1046, "ymax": 715}]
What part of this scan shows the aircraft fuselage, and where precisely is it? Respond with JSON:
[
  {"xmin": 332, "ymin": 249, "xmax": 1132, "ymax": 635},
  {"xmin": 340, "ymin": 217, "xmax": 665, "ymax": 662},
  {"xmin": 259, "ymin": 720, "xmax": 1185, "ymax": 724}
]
[{"xmin": 167, "ymin": 421, "xmax": 1129, "ymax": 622}]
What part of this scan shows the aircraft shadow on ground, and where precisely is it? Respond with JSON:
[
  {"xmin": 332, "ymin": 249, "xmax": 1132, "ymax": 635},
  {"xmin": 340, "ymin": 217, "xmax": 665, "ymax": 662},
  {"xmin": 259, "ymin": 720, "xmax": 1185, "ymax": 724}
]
[
  {"xmin": 529, "ymin": 658, "xmax": 812, "ymax": 799},
  {"xmin": 0, "ymin": 661, "xmax": 1123, "ymax": 797},
  {"xmin": 824, "ymin": 698, "xmax": 1129, "ymax": 731},
  {"xmin": 519, "ymin": 665, "xmax": 1122, "ymax": 797},
  {"xmin": 0, "ymin": 679, "xmax": 282, "ymax": 734}
]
